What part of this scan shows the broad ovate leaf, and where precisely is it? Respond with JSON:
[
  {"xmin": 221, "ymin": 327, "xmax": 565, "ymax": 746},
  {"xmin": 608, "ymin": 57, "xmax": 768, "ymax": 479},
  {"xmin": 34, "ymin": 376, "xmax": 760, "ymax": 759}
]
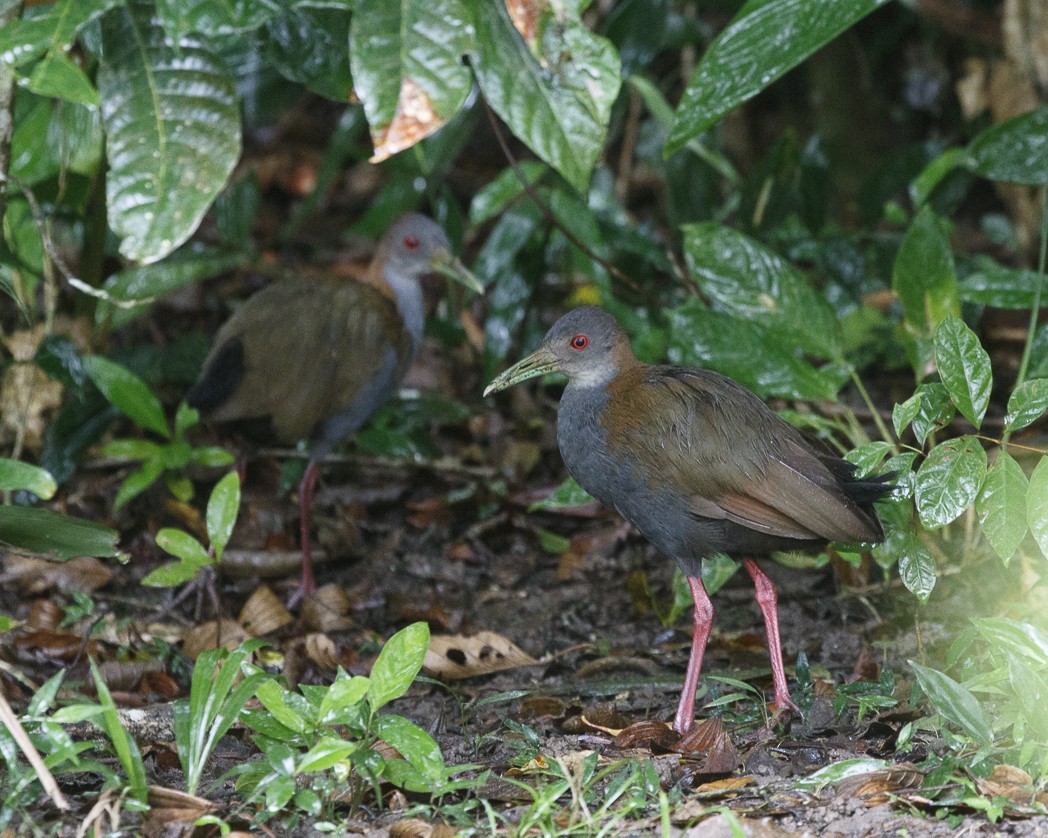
[
  {"xmin": 963, "ymin": 106, "xmax": 1048, "ymax": 186},
  {"xmin": 471, "ymin": 1, "xmax": 621, "ymax": 193},
  {"xmin": 666, "ymin": 0, "xmax": 889, "ymax": 154},
  {"xmin": 681, "ymin": 222, "xmax": 840, "ymax": 359},
  {"xmin": 911, "ymin": 662, "xmax": 993, "ymax": 746},
  {"xmin": 98, "ymin": 0, "xmax": 240, "ymax": 263},
  {"xmin": 351, "ymin": 0, "xmax": 472, "ymax": 161},
  {"xmin": 976, "ymin": 451, "xmax": 1028, "ymax": 564},
  {"xmin": 934, "ymin": 316, "xmax": 992, "ymax": 428},
  {"xmin": 1028, "ymin": 457, "xmax": 1048, "ymax": 561},
  {"xmin": 914, "ymin": 436, "xmax": 987, "ymax": 528},
  {"xmin": 83, "ymin": 355, "xmax": 169, "ymax": 438},
  {"xmin": 892, "ymin": 207, "xmax": 959, "ymax": 337}
]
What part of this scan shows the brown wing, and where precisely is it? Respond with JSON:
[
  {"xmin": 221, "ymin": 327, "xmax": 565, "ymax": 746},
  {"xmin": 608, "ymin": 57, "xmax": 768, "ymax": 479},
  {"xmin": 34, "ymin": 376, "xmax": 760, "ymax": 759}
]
[
  {"xmin": 200, "ymin": 278, "xmax": 411, "ymax": 442},
  {"xmin": 606, "ymin": 366, "xmax": 881, "ymax": 544}
]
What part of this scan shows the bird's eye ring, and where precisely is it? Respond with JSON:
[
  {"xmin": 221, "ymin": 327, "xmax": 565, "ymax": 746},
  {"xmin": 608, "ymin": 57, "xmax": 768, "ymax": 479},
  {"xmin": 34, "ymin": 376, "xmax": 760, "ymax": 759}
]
[
  {"xmin": 570, "ymin": 334, "xmax": 588, "ymax": 350},
  {"xmin": 403, "ymin": 235, "xmax": 420, "ymax": 250}
]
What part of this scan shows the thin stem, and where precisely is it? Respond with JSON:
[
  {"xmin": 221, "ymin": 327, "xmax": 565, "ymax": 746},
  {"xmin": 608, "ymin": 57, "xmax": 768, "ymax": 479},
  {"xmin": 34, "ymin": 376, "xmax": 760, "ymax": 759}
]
[
  {"xmin": 848, "ymin": 367, "xmax": 897, "ymax": 451},
  {"xmin": 1004, "ymin": 188, "xmax": 1048, "ymax": 444}
]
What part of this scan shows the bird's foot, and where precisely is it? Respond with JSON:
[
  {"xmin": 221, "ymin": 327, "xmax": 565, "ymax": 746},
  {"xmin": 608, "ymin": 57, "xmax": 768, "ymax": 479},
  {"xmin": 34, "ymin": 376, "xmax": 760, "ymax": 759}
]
[{"xmin": 765, "ymin": 696, "xmax": 801, "ymax": 731}]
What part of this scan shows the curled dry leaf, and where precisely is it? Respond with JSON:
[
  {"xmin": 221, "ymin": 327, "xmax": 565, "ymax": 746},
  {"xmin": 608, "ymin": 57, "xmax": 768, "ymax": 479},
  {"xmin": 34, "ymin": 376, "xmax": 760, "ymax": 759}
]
[
  {"xmin": 370, "ymin": 77, "xmax": 446, "ymax": 163},
  {"xmin": 27, "ymin": 597, "xmax": 62, "ymax": 630},
  {"xmin": 181, "ymin": 619, "xmax": 248, "ymax": 660},
  {"xmin": 389, "ymin": 818, "xmax": 460, "ymax": 838},
  {"xmin": 837, "ymin": 763, "xmax": 924, "ymax": 806},
  {"xmin": 2, "ymin": 554, "xmax": 113, "ymax": 595},
  {"xmin": 976, "ymin": 764, "xmax": 1048, "ymax": 809},
  {"xmin": 303, "ymin": 632, "xmax": 340, "ymax": 669},
  {"xmin": 238, "ymin": 585, "xmax": 293, "ymax": 635},
  {"xmin": 94, "ymin": 659, "xmax": 165, "ymax": 692},
  {"xmin": 612, "ymin": 720, "xmax": 678, "ymax": 751},
  {"xmin": 144, "ymin": 787, "xmax": 217, "ymax": 838},
  {"xmin": 675, "ymin": 716, "xmax": 740, "ymax": 774},
  {"xmin": 301, "ymin": 584, "xmax": 354, "ymax": 633},
  {"xmin": 424, "ymin": 630, "xmax": 538, "ymax": 679}
]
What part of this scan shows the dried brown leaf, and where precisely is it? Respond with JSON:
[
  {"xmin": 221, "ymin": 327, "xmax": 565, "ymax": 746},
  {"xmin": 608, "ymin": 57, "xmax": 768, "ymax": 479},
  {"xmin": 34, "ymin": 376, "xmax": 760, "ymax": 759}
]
[
  {"xmin": 181, "ymin": 619, "xmax": 248, "ymax": 660},
  {"xmin": 303, "ymin": 632, "xmax": 340, "ymax": 669},
  {"xmin": 238, "ymin": 585, "xmax": 293, "ymax": 635},
  {"xmin": 2, "ymin": 554, "xmax": 113, "ymax": 595},
  {"xmin": 302, "ymin": 584, "xmax": 354, "ymax": 633},
  {"xmin": 424, "ymin": 630, "xmax": 538, "ymax": 679},
  {"xmin": 837, "ymin": 763, "xmax": 924, "ymax": 805}
]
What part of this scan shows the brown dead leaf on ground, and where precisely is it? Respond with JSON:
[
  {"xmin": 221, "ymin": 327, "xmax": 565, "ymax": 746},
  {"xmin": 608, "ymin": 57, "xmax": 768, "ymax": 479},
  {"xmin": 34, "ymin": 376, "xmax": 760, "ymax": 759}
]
[
  {"xmin": 182, "ymin": 619, "xmax": 248, "ymax": 660},
  {"xmin": 836, "ymin": 762, "xmax": 924, "ymax": 805},
  {"xmin": 424, "ymin": 629, "xmax": 538, "ymax": 679},
  {"xmin": 976, "ymin": 764, "xmax": 1048, "ymax": 811},
  {"xmin": 238, "ymin": 585, "xmax": 293, "ymax": 635},
  {"xmin": 2, "ymin": 553, "xmax": 113, "ymax": 594}
]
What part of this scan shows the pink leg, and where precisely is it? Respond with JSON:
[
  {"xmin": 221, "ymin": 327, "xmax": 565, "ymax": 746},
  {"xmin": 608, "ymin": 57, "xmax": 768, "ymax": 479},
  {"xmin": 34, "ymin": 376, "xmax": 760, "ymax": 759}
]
[
  {"xmin": 297, "ymin": 460, "xmax": 319, "ymax": 598},
  {"xmin": 743, "ymin": 559, "xmax": 800, "ymax": 714},
  {"xmin": 673, "ymin": 576, "xmax": 714, "ymax": 735}
]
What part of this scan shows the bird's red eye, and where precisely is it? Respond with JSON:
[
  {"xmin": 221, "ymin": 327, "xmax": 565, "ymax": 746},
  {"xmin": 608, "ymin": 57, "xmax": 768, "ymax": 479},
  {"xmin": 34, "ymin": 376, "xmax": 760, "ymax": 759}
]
[
  {"xmin": 570, "ymin": 334, "xmax": 588, "ymax": 350},
  {"xmin": 403, "ymin": 235, "xmax": 420, "ymax": 250}
]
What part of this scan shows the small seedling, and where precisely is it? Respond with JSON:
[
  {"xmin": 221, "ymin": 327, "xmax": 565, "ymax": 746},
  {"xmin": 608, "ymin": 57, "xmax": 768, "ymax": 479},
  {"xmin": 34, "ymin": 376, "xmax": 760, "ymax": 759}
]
[
  {"xmin": 84, "ymin": 355, "xmax": 233, "ymax": 508},
  {"xmin": 143, "ymin": 470, "xmax": 240, "ymax": 587}
]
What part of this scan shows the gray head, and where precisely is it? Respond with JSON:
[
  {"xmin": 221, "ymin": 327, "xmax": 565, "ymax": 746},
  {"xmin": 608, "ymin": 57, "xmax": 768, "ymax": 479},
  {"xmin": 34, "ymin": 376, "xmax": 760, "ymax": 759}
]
[
  {"xmin": 378, "ymin": 213, "xmax": 453, "ymax": 280},
  {"xmin": 484, "ymin": 306, "xmax": 635, "ymax": 395}
]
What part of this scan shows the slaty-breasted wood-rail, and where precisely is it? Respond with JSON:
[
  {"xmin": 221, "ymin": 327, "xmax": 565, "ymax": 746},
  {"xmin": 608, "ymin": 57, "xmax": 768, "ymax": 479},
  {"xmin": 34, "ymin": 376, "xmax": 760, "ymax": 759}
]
[
  {"xmin": 485, "ymin": 306, "xmax": 892, "ymax": 734},
  {"xmin": 187, "ymin": 213, "xmax": 480, "ymax": 596}
]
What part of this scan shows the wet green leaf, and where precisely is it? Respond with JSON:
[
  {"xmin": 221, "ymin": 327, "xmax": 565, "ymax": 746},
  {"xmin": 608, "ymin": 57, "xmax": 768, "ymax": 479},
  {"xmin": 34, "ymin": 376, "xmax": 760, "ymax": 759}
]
[
  {"xmin": 911, "ymin": 661, "xmax": 993, "ymax": 746},
  {"xmin": 369, "ymin": 622, "xmax": 430, "ymax": 712},
  {"xmin": 666, "ymin": 0, "xmax": 889, "ymax": 153},
  {"xmin": 897, "ymin": 531, "xmax": 936, "ymax": 602},
  {"xmin": 206, "ymin": 471, "xmax": 241, "ymax": 559},
  {"xmin": 1027, "ymin": 457, "xmax": 1048, "ymax": 560},
  {"xmin": 1005, "ymin": 379, "xmax": 1048, "ymax": 432},
  {"xmin": 960, "ymin": 260, "xmax": 1045, "ymax": 309},
  {"xmin": 155, "ymin": 528, "xmax": 209, "ymax": 566},
  {"xmin": 471, "ymin": 1, "xmax": 621, "ymax": 193},
  {"xmin": 0, "ymin": 506, "xmax": 120, "ymax": 559},
  {"xmin": 976, "ymin": 451, "xmax": 1028, "ymax": 564},
  {"xmin": 892, "ymin": 207, "xmax": 959, "ymax": 336},
  {"xmin": 0, "ymin": 458, "xmax": 56, "ymax": 499},
  {"xmin": 934, "ymin": 317, "xmax": 992, "ymax": 428},
  {"xmin": 374, "ymin": 714, "xmax": 446, "ymax": 786},
  {"xmin": 98, "ymin": 0, "xmax": 241, "ymax": 263},
  {"xmin": 681, "ymin": 222, "xmax": 840, "ymax": 359},
  {"xmin": 23, "ymin": 51, "xmax": 99, "ymax": 106},
  {"xmin": 84, "ymin": 356, "xmax": 170, "ymax": 439},
  {"xmin": 914, "ymin": 436, "xmax": 986, "ymax": 528},
  {"xmin": 963, "ymin": 105, "xmax": 1048, "ymax": 186},
  {"xmin": 297, "ymin": 737, "xmax": 358, "ymax": 774},
  {"xmin": 844, "ymin": 441, "xmax": 893, "ymax": 477},
  {"xmin": 351, "ymin": 0, "xmax": 472, "ymax": 155},
  {"xmin": 891, "ymin": 383, "xmax": 953, "ymax": 446}
]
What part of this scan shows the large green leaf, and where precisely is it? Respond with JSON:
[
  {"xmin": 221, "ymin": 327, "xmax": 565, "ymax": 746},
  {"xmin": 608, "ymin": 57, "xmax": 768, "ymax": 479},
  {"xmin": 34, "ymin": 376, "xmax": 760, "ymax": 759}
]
[
  {"xmin": 23, "ymin": 52, "xmax": 99, "ymax": 106},
  {"xmin": 0, "ymin": 506, "xmax": 120, "ymax": 559},
  {"xmin": 960, "ymin": 260, "xmax": 1045, "ymax": 309},
  {"xmin": 96, "ymin": 244, "xmax": 247, "ymax": 328},
  {"xmin": 892, "ymin": 207, "xmax": 960, "ymax": 336},
  {"xmin": 98, "ymin": 0, "xmax": 241, "ymax": 263},
  {"xmin": 470, "ymin": 1, "xmax": 621, "ymax": 193},
  {"xmin": 666, "ymin": 301, "xmax": 846, "ymax": 401},
  {"xmin": 263, "ymin": 5, "xmax": 352, "ymax": 100},
  {"xmin": 891, "ymin": 383, "xmax": 954, "ymax": 446},
  {"xmin": 681, "ymin": 223, "xmax": 840, "ymax": 359},
  {"xmin": 83, "ymin": 356, "xmax": 170, "ymax": 439},
  {"xmin": 666, "ymin": 0, "xmax": 889, "ymax": 154},
  {"xmin": 1028, "ymin": 457, "xmax": 1048, "ymax": 560},
  {"xmin": 963, "ymin": 106, "xmax": 1048, "ymax": 186},
  {"xmin": 368, "ymin": 622, "xmax": 430, "ymax": 712},
  {"xmin": 1005, "ymin": 379, "xmax": 1048, "ymax": 433},
  {"xmin": 976, "ymin": 451, "xmax": 1028, "ymax": 564},
  {"xmin": 897, "ymin": 531, "xmax": 936, "ymax": 602},
  {"xmin": 914, "ymin": 436, "xmax": 987, "ymax": 528},
  {"xmin": 0, "ymin": 0, "xmax": 120, "ymax": 66},
  {"xmin": 910, "ymin": 662, "xmax": 993, "ymax": 746},
  {"xmin": 934, "ymin": 317, "xmax": 992, "ymax": 428},
  {"xmin": 156, "ymin": 0, "xmax": 281, "ymax": 41},
  {"xmin": 351, "ymin": 0, "xmax": 472, "ymax": 157}
]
